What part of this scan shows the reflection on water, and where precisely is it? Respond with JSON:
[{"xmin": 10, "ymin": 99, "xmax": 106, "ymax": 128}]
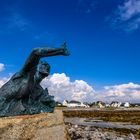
[{"xmin": 64, "ymin": 117, "xmax": 140, "ymax": 130}]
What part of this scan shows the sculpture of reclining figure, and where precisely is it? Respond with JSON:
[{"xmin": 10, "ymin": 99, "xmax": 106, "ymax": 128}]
[{"xmin": 0, "ymin": 42, "xmax": 70, "ymax": 116}]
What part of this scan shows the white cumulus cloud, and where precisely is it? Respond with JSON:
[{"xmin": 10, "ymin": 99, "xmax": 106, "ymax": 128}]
[
  {"xmin": 41, "ymin": 73, "xmax": 95, "ymax": 102},
  {"xmin": 95, "ymin": 82, "xmax": 140, "ymax": 103},
  {"xmin": 104, "ymin": 82, "xmax": 140, "ymax": 90},
  {"xmin": 1, "ymin": 72, "xmax": 140, "ymax": 103},
  {"xmin": 0, "ymin": 63, "xmax": 5, "ymax": 72}
]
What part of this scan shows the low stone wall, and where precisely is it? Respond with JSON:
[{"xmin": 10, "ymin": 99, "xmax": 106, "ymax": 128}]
[{"xmin": 0, "ymin": 109, "xmax": 69, "ymax": 140}]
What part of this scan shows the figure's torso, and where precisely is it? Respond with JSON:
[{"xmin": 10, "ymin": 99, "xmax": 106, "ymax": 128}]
[{"xmin": 0, "ymin": 72, "xmax": 34, "ymax": 100}]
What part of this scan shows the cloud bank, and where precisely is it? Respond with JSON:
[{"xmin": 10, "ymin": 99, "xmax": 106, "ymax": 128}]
[
  {"xmin": 41, "ymin": 73, "xmax": 140, "ymax": 103},
  {"xmin": 0, "ymin": 73, "xmax": 140, "ymax": 103},
  {"xmin": 41, "ymin": 73, "xmax": 95, "ymax": 102},
  {"xmin": 109, "ymin": 0, "xmax": 140, "ymax": 32},
  {"xmin": 95, "ymin": 82, "xmax": 140, "ymax": 103}
]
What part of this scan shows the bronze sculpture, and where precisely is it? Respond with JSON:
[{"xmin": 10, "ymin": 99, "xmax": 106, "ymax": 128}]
[{"xmin": 0, "ymin": 42, "xmax": 70, "ymax": 116}]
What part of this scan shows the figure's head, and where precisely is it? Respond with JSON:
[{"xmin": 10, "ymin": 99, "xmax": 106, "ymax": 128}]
[{"xmin": 36, "ymin": 61, "xmax": 50, "ymax": 82}]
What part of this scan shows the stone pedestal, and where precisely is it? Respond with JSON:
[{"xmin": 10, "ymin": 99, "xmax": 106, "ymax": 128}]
[{"xmin": 0, "ymin": 109, "xmax": 69, "ymax": 140}]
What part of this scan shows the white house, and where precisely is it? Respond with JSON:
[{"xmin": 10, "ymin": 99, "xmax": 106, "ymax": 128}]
[
  {"xmin": 56, "ymin": 102, "xmax": 62, "ymax": 106},
  {"xmin": 67, "ymin": 100, "xmax": 81, "ymax": 107},
  {"xmin": 62, "ymin": 100, "xmax": 69, "ymax": 106},
  {"xmin": 81, "ymin": 102, "xmax": 90, "ymax": 108},
  {"xmin": 96, "ymin": 101, "xmax": 106, "ymax": 108},
  {"xmin": 110, "ymin": 101, "xmax": 122, "ymax": 107},
  {"xmin": 124, "ymin": 102, "xmax": 130, "ymax": 107},
  {"xmin": 62, "ymin": 100, "xmax": 89, "ymax": 108},
  {"xmin": 105, "ymin": 104, "xmax": 110, "ymax": 107}
]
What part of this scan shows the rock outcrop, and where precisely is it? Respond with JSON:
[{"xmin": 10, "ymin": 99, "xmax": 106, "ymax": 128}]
[
  {"xmin": 66, "ymin": 124, "xmax": 138, "ymax": 140},
  {"xmin": 0, "ymin": 109, "xmax": 69, "ymax": 140}
]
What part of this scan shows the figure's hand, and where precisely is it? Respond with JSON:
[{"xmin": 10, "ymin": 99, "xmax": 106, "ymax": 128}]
[{"xmin": 61, "ymin": 42, "xmax": 70, "ymax": 56}]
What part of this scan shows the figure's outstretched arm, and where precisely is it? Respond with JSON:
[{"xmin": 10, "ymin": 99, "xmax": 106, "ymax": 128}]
[
  {"xmin": 21, "ymin": 42, "xmax": 70, "ymax": 74},
  {"xmin": 33, "ymin": 42, "xmax": 69, "ymax": 57}
]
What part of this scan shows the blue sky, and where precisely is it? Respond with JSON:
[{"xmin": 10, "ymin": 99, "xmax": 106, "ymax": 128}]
[{"xmin": 0, "ymin": 0, "xmax": 140, "ymax": 103}]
